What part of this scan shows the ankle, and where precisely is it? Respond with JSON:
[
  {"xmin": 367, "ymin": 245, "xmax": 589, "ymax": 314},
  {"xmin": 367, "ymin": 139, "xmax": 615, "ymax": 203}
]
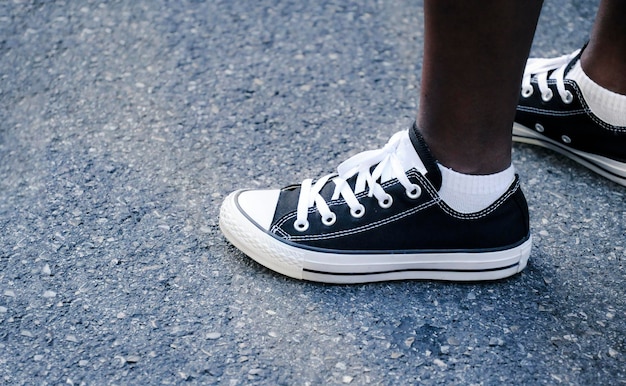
[
  {"xmin": 418, "ymin": 127, "xmax": 513, "ymax": 175},
  {"xmin": 581, "ymin": 47, "xmax": 626, "ymax": 96}
]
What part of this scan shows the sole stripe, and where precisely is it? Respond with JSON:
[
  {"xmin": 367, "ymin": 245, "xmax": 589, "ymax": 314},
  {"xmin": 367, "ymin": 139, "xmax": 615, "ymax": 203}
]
[{"xmin": 303, "ymin": 262, "xmax": 520, "ymax": 277}]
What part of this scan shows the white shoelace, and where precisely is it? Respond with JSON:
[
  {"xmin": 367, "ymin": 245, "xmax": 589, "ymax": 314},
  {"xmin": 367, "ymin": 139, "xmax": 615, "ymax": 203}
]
[
  {"xmin": 521, "ymin": 49, "xmax": 580, "ymax": 104},
  {"xmin": 294, "ymin": 131, "xmax": 421, "ymax": 232}
]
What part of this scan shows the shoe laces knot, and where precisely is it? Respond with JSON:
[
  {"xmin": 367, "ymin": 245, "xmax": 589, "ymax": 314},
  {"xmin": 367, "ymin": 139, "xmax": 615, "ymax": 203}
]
[
  {"xmin": 521, "ymin": 49, "xmax": 579, "ymax": 104},
  {"xmin": 294, "ymin": 131, "xmax": 420, "ymax": 231}
]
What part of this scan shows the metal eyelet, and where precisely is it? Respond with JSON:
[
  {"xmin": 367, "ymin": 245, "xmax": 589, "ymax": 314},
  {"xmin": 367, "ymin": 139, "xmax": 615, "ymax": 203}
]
[
  {"xmin": 350, "ymin": 204, "xmax": 365, "ymax": 218},
  {"xmin": 405, "ymin": 184, "xmax": 421, "ymax": 199},
  {"xmin": 521, "ymin": 86, "xmax": 533, "ymax": 98},
  {"xmin": 294, "ymin": 219, "xmax": 309, "ymax": 232},
  {"xmin": 561, "ymin": 135, "xmax": 572, "ymax": 144},
  {"xmin": 378, "ymin": 194, "xmax": 393, "ymax": 209},
  {"xmin": 563, "ymin": 91, "xmax": 573, "ymax": 104},
  {"xmin": 322, "ymin": 212, "xmax": 337, "ymax": 226},
  {"xmin": 541, "ymin": 89, "xmax": 553, "ymax": 102},
  {"xmin": 535, "ymin": 123, "xmax": 545, "ymax": 133}
]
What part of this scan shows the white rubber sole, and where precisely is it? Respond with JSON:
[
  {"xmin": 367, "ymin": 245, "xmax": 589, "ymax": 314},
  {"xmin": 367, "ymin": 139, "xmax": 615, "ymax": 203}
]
[
  {"xmin": 219, "ymin": 191, "xmax": 532, "ymax": 284},
  {"xmin": 513, "ymin": 123, "xmax": 626, "ymax": 187}
]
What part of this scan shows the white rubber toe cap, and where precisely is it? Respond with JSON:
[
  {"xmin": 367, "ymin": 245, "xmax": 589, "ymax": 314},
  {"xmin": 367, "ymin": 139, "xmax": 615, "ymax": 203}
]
[{"xmin": 236, "ymin": 189, "xmax": 281, "ymax": 231}]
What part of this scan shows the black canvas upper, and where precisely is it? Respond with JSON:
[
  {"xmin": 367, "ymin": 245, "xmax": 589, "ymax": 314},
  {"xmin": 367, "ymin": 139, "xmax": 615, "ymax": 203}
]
[{"xmin": 267, "ymin": 125, "xmax": 530, "ymax": 253}]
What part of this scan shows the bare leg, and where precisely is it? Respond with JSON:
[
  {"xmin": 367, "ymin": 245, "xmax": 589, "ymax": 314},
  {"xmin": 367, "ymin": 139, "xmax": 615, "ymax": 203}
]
[
  {"xmin": 417, "ymin": 0, "xmax": 543, "ymax": 175},
  {"xmin": 581, "ymin": 0, "xmax": 626, "ymax": 95}
]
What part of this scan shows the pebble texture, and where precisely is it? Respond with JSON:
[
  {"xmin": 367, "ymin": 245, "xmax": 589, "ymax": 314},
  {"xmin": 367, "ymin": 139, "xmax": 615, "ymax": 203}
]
[{"xmin": 1, "ymin": 0, "xmax": 624, "ymax": 384}]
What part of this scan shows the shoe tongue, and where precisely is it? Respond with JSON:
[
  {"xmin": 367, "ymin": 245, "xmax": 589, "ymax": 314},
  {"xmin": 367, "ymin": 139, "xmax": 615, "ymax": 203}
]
[{"xmin": 409, "ymin": 122, "xmax": 442, "ymax": 191}]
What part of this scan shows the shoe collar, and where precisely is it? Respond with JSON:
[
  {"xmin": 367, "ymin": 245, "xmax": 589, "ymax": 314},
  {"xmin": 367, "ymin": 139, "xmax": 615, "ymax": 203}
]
[{"xmin": 409, "ymin": 122, "xmax": 442, "ymax": 191}]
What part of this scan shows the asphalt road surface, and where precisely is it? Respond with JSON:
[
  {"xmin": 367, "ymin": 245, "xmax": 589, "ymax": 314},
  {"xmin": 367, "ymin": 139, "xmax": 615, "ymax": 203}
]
[{"xmin": 1, "ymin": 0, "xmax": 624, "ymax": 384}]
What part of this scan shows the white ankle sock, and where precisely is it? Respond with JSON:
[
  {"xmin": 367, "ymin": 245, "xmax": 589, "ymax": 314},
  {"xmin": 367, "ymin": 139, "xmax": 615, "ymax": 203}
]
[
  {"xmin": 566, "ymin": 61, "xmax": 626, "ymax": 126},
  {"xmin": 437, "ymin": 164, "xmax": 515, "ymax": 213}
]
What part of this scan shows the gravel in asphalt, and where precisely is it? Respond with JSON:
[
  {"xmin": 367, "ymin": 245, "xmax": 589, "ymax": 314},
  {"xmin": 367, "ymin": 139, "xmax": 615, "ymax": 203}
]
[{"xmin": 0, "ymin": 0, "xmax": 624, "ymax": 384}]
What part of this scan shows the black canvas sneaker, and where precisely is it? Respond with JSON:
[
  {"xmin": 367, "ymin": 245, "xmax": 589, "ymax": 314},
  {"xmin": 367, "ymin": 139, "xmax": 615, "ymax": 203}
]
[
  {"xmin": 219, "ymin": 123, "xmax": 532, "ymax": 284},
  {"xmin": 514, "ymin": 49, "xmax": 626, "ymax": 187}
]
